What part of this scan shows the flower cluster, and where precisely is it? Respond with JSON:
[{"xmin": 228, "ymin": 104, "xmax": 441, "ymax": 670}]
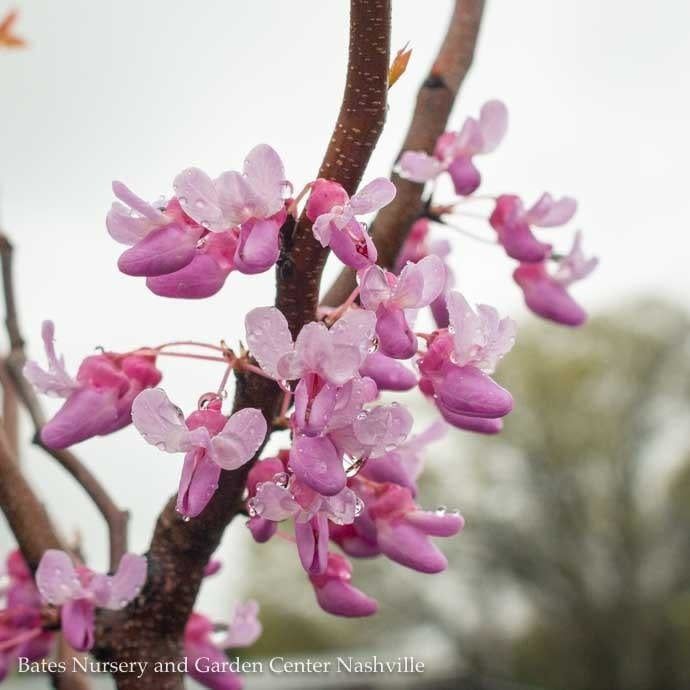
[
  {"xmin": 398, "ymin": 101, "xmax": 598, "ymax": 326},
  {"xmin": 107, "ymin": 145, "xmax": 290, "ymax": 298},
  {"xmin": 17, "ymin": 97, "xmax": 597, "ymax": 655}
]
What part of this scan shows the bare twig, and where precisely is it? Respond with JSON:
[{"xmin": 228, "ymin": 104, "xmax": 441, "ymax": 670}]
[
  {"xmin": 0, "ymin": 360, "xmax": 19, "ymax": 456},
  {"xmin": 0, "ymin": 425, "xmax": 62, "ymax": 569},
  {"xmin": 0, "ymin": 233, "xmax": 129, "ymax": 571},
  {"xmin": 92, "ymin": 3, "xmax": 392, "ymax": 687},
  {"xmin": 322, "ymin": 0, "xmax": 486, "ymax": 306}
]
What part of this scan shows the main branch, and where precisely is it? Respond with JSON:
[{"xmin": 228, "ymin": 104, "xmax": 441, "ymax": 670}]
[{"xmin": 322, "ymin": 0, "xmax": 486, "ymax": 306}]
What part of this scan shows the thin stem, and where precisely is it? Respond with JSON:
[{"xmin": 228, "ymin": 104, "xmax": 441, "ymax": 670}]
[
  {"xmin": 324, "ymin": 287, "xmax": 361, "ymax": 325},
  {"xmin": 0, "ymin": 626, "xmax": 41, "ymax": 652},
  {"xmin": 435, "ymin": 219, "xmax": 498, "ymax": 246},
  {"xmin": 216, "ymin": 364, "xmax": 233, "ymax": 396},
  {"xmin": 155, "ymin": 340, "xmax": 226, "ymax": 353},
  {"xmin": 153, "ymin": 350, "xmax": 228, "ymax": 364}
]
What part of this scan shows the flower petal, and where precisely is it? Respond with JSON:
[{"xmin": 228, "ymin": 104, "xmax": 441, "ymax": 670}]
[
  {"xmin": 245, "ymin": 306, "xmax": 294, "ymax": 380},
  {"xmin": 173, "ymin": 167, "xmax": 226, "ymax": 231},
  {"xmin": 478, "ymin": 99, "xmax": 508, "ymax": 153},
  {"xmin": 210, "ymin": 408, "xmax": 267, "ymax": 471},
  {"xmin": 103, "ymin": 554, "xmax": 148, "ymax": 610},
  {"xmin": 242, "ymin": 144, "xmax": 285, "ymax": 219},
  {"xmin": 397, "ymin": 151, "xmax": 444, "ymax": 182},
  {"xmin": 349, "ymin": 177, "xmax": 396, "ymax": 215},
  {"xmin": 36, "ymin": 550, "xmax": 81, "ymax": 605},
  {"xmin": 61, "ymin": 599, "xmax": 95, "ymax": 652},
  {"xmin": 289, "ymin": 435, "xmax": 346, "ymax": 496}
]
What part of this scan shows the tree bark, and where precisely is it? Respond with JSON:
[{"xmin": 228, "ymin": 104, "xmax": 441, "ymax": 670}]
[{"xmin": 322, "ymin": 0, "xmax": 486, "ymax": 306}]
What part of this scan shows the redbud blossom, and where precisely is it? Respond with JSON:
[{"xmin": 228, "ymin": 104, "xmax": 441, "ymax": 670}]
[
  {"xmin": 490, "ymin": 193, "xmax": 577, "ymax": 263},
  {"xmin": 36, "ymin": 550, "xmax": 147, "ymax": 652},
  {"xmin": 131, "ymin": 389, "xmax": 267, "ymax": 518},
  {"xmin": 514, "ymin": 231, "xmax": 598, "ymax": 326},
  {"xmin": 398, "ymin": 100, "xmax": 508, "ymax": 195},
  {"xmin": 24, "ymin": 321, "xmax": 162, "ymax": 448}
]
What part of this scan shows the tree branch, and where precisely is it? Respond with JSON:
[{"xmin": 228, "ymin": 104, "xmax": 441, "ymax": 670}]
[
  {"xmin": 0, "ymin": 233, "xmax": 129, "ymax": 572},
  {"xmin": 322, "ymin": 0, "xmax": 486, "ymax": 306},
  {"xmin": 92, "ymin": 2, "xmax": 392, "ymax": 687}
]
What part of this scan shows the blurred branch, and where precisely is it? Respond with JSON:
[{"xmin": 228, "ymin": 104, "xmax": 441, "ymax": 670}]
[
  {"xmin": 322, "ymin": 0, "xmax": 486, "ymax": 306},
  {"xmin": 92, "ymin": 3, "xmax": 392, "ymax": 687},
  {"xmin": 0, "ymin": 233, "xmax": 129, "ymax": 571}
]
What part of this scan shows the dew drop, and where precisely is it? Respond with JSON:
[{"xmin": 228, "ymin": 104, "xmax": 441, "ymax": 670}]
[
  {"xmin": 354, "ymin": 496, "xmax": 364, "ymax": 517},
  {"xmin": 280, "ymin": 180, "xmax": 294, "ymax": 199},
  {"xmin": 273, "ymin": 472, "xmax": 289, "ymax": 489},
  {"xmin": 195, "ymin": 199, "xmax": 206, "ymax": 209},
  {"xmin": 435, "ymin": 505, "xmax": 447, "ymax": 517},
  {"xmin": 356, "ymin": 412, "xmax": 367, "ymax": 421},
  {"xmin": 178, "ymin": 196, "xmax": 188, "ymax": 205},
  {"xmin": 201, "ymin": 220, "xmax": 211, "ymax": 229},
  {"xmin": 182, "ymin": 515, "xmax": 191, "ymax": 523},
  {"xmin": 196, "ymin": 237, "xmax": 207, "ymax": 249}
]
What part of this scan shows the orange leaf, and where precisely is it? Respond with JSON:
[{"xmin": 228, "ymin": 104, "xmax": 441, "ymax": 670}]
[
  {"xmin": 0, "ymin": 10, "xmax": 26, "ymax": 49},
  {"xmin": 388, "ymin": 42, "xmax": 412, "ymax": 89}
]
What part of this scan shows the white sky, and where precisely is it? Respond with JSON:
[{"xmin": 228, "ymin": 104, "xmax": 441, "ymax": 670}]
[{"xmin": 1, "ymin": 0, "xmax": 689, "ymax": 614}]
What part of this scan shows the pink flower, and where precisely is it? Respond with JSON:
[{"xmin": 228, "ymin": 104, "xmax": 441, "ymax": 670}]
[
  {"xmin": 359, "ymin": 255, "xmax": 446, "ymax": 359},
  {"xmin": 360, "ymin": 420, "xmax": 446, "ymax": 495},
  {"xmin": 398, "ymin": 100, "xmax": 508, "ymax": 195},
  {"xmin": 306, "ymin": 177, "xmax": 396, "ymax": 270},
  {"xmin": 331, "ymin": 481, "xmax": 464, "ymax": 573},
  {"xmin": 131, "ymin": 389, "xmax": 267, "ymax": 518},
  {"xmin": 108, "ymin": 145, "xmax": 289, "ymax": 298},
  {"xmin": 249, "ymin": 470, "xmax": 361, "ymax": 575},
  {"xmin": 24, "ymin": 321, "xmax": 162, "ymax": 449},
  {"xmin": 514, "ymin": 231, "xmax": 598, "ymax": 327},
  {"xmin": 36, "ymin": 550, "xmax": 147, "ymax": 652},
  {"xmin": 394, "ymin": 218, "xmax": 455, "ymax": 328},
  {"xmin": 185, "ymin": 601, "xmax": 261, "ymax": 690},
  {"xmin": 245, "ymin": 306, "xmax": 376, "ymax": 387},
  {"xmin": 0, "ymin": 551, "xmax": 53, "ymax": 679},
  {"xmin": 417, "ymin": 292, "xmax": 516, "ymax": 428},
  {"xmin": 490, "ymin": 193, "xmax": 577, "ymax": 262},
  {"xmin": 309, "ymin": 553, "xmax": 377, "ymax": 618}
]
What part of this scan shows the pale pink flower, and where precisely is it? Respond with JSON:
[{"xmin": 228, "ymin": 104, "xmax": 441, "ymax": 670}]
[
  {"xmin": 398, "ymin": 100, "xmax": 507, "ymax": 195},
  {"xmin": 36, "ymin": 550, "xmax": 146, "ymax": 652},
  {"xmin": 131, "ymin": 389, "xmax": 267, "ymax": 518}
]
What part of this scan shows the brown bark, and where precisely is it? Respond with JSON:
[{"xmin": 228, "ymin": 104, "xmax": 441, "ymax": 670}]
[
  {"xmin": 322, "ymin": 0, "xmax": 486, "ymax": 306},
  {"xmin": 92, "ymin": 3, "xmax": 392, "ymax": 688}
]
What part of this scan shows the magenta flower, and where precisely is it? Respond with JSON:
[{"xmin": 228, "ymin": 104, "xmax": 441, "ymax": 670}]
[
  {"xmin": 24, "ymin": 321, "xmax": 162, "ymax": 449},
  {"xmin": 0, "ymin": 551, "xmax": 53, "ymax": 680},
  {"xmin": 249, "ymin": 469, "xmax": 361, "ymax": 575},
  {"xmin": 331, "ymin": 481, "xmax": 464, "ymax": 573},
  {"xmin": 398, "ymin": 100, "xmax": 508, "ymax": 195},
  {"xmin": 309, "ymin": 553, "xmax": 378, "ymax": 618},
  {"xmin": 35, "ymin": 550, "xmax": 147, "ymax": 652},
  {"xmin": 184, "ymin": 601, "xmax": 261, "ymax": 690},
  {"xmin": 514, "ymin": 231, "xmax": 598, "ymax": 326},
  {"xmin": 490, "ymin": 193, "xmax": 577, "ymax": 262},
  {"xmin": 131, "ymin": 389, "xmax": 267, "ymax": 519},
  {"xmin": 108, "ymin": 144, "xmax": 289, "ymax": 298},
  {"xmin": 417, "ymin": 291, "xmax": 516, "ymax": 429},
  {"xmin": 305, "ymin": 177, "xmax": 396, "ymax": 270},
  {"xmin": 359, "ymin": 255, "xmax": 447, "ymax": 359}
]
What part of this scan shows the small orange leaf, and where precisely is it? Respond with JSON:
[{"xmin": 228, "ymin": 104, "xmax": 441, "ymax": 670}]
[
  {"xmin": 0, "ymin": 10, "xmax": 27, "ymax": 49},
  {"xmin": 388, "ymin": 42, "xmax": 412, "ymax": 89}
]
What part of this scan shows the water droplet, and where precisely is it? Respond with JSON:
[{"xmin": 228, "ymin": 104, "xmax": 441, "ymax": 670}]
[
  {"xmin": 201, "ymin": 220, "xmax": 211, "ymax": 229},
  {"xmin": 155, "ymin": 441, "xmax": 167, "ymax": 451},
  {"xmin": 182, "ymin": 515, "xmax": 191, "ymax": 523},
  {"xmin": 178, "ymin": 196, "xmax": 188, "ymax": 205},
  {"xmin": 194, "ymin": 199, "xmax": 206, "ymax": 209},
  {"xmin": 435, "ymin": 505, "xmax": 447, "ymax": 517},
  {"xmin": 448, "ymin": 508, "xmax": 461, "ymax": 516},
  {"xmin": 354, "ymin": 496, "xmax": 364, "ymax": 517},
  {"xmin": 273, "ymin": 472, "xmax": 289, "ymax": 489},
  {"xmin": 356, "ymin": 412, "xmax": 367, "ymax": 421},
  {"xmin": 196, "ymin": 237, "xmax": 207, "ymax": 249},
  {"xmin": 280, "ymin": 180, "xmax": 294, "ymax": 199},
  {"xmin": 119, "ymin": 598, "xmax": 128, "ymax": 607},
  {"xmin": 368, "ymin": 337, "xmax": 379, "ymax": 354}
]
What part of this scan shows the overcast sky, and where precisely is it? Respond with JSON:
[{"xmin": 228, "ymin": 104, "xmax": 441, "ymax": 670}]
[{"xmin": 1, "ymin": 0, "xmax": 689, "ymax": 614}]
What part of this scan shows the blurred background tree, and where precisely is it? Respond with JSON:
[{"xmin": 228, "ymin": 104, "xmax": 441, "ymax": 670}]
[{"xmin": 246, "ymin": 300, "xmax": 690, "ymax": 690}]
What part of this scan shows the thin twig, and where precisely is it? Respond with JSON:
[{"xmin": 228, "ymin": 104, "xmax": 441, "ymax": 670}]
[
  {"xmin": 322, "ymin": 0, "xmax": 486, "ymax": 306},
  {"xmin": 0, "ymin": 233, "xmax": 129, "ymax": 571}
]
